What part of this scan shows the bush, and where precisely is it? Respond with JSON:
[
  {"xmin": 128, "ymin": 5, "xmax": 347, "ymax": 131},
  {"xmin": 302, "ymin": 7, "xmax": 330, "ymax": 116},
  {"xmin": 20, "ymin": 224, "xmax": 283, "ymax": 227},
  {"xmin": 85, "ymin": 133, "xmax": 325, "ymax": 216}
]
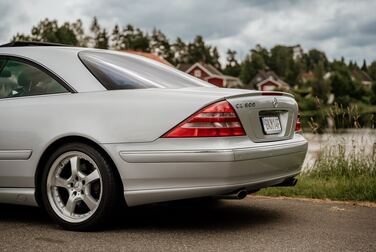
[{"xmin": 258, "ymin": 136, "xmax": 376, "ymax": 201}]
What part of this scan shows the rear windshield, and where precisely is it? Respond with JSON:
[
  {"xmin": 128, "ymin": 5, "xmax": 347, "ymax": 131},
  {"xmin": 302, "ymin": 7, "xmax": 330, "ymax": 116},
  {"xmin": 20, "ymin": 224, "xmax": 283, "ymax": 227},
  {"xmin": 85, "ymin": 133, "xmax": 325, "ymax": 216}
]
[{"xmin": 78, "ymin": 51, "xmax": 214, "ymax": 90}]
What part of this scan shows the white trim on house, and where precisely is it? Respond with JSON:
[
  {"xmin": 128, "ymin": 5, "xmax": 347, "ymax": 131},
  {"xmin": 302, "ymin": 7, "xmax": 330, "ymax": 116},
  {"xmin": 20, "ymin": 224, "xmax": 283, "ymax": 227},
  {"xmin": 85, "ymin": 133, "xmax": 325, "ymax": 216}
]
[
  {"xmin": 256, "ymin": 77, "xmax": 283, "ymax": 90},
  {"xmin": 185, "ymin": 63, "xmax": 213, "ymax": 76}
]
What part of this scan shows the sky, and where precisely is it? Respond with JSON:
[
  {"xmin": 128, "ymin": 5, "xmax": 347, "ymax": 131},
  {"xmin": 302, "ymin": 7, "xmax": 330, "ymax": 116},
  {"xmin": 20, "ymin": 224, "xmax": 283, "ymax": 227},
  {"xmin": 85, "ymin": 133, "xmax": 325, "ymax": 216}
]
[{"xmin": 1, "ymin": 0, "xmax": 375, "ymax": 64}]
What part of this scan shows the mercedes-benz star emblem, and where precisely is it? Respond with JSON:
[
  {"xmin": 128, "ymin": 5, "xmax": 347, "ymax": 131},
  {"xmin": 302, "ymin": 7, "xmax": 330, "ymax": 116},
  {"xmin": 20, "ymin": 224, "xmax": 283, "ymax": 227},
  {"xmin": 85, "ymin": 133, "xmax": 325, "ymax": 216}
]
[{"xmin": 272, "ymin": 97, "xmax": 278, "ymax": 108}]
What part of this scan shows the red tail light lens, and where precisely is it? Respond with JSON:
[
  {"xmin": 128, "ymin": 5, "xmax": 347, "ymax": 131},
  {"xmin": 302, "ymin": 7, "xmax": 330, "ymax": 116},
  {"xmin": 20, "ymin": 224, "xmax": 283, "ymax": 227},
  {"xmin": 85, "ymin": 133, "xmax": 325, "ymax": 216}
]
[
  {"xmin": 163, "ymin": 100, "xmax": 246, "ymax": 138},
  {"xmin": 295, "ymin": 114, "xmax": 302, "ymax": 133}
]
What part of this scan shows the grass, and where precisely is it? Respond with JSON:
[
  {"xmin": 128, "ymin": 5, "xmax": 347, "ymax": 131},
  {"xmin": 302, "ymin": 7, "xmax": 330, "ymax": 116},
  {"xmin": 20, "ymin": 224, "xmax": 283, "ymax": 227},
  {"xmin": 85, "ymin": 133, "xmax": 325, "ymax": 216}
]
[{"xmin": 257, "ymin": 137, "xmax": 376, "ymax": 202}]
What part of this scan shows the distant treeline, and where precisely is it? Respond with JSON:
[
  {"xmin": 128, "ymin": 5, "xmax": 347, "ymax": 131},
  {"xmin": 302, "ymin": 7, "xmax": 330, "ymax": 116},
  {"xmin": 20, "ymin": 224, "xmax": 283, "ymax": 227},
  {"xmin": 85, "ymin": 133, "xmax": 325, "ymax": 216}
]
[{"xmin": 11, "ymin": 17, "xmax": 376, "ymax": 108}]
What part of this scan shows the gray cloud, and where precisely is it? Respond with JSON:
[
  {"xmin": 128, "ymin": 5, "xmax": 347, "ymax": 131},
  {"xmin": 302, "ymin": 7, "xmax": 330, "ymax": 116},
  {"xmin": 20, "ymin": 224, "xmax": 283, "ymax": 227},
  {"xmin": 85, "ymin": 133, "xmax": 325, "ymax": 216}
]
[
  {"xmin": 0, "ymin": 1, "xmax": 13, "ymax": 40},
  {"xmin": 0, "ymin": 0, "xmax": 375, "ymax": 64}
]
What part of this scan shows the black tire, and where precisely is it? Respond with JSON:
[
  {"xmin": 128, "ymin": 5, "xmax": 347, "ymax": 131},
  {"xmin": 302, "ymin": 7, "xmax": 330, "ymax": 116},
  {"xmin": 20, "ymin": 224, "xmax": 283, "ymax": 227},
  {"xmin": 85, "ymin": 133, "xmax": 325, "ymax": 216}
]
[{"xmin": 40, "ymin": 142, "xmax": 121, "ymax": 231}]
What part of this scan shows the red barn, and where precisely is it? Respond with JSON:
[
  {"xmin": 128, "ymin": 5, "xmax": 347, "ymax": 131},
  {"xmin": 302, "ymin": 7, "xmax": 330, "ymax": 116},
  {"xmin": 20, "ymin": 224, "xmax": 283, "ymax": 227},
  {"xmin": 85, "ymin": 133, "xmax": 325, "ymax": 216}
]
[{"xmin": 178, "ymin": 63, "xmax": 242, "ymax": 88}]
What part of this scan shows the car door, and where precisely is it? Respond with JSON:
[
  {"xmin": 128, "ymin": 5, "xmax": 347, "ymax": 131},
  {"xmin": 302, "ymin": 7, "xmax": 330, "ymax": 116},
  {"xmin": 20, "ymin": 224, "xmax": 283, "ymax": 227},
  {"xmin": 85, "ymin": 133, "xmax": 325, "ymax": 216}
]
[{"xmin": 0, "ymin": 56, "xmax": 70, "ymax": 188}]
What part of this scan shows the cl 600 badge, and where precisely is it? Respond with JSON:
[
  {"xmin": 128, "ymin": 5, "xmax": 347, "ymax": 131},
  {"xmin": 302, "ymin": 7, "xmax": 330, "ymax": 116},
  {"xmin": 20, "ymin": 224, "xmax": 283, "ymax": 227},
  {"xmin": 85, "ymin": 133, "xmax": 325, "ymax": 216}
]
[{"xmin": 235, "ymin": 102, "xmax": 256, "ymax": 109}]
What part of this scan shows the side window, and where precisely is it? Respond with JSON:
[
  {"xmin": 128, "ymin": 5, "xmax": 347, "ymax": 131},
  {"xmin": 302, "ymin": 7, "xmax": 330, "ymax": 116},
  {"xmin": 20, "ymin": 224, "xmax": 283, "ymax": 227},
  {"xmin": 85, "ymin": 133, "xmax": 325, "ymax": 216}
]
[{"xmin": 0, "ymin": 58, "xmax": 68, "ymax": 99}]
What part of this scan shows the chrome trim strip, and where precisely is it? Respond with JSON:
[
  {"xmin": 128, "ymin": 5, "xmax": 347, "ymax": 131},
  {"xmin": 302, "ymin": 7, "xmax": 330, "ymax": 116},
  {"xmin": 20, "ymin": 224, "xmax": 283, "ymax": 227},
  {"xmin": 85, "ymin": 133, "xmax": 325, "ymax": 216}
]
[
  {"xmin": 0, "ymin": 150, "xmax": 32, "ymax": 160},
  {"xmin": 120, "ymin": 150, "xmax": 234, "ymax": 163},
  {"xmin": 119, "ymin": 139, "xmax": 307, "ymax": 163},
  {"xmin": 0, "ymin": 188, "xmax": 38, "ymax": 206}
]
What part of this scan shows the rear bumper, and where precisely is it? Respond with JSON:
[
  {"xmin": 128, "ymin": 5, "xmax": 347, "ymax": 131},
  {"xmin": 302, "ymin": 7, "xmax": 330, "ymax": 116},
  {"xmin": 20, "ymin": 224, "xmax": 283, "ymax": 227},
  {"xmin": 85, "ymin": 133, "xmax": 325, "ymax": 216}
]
[
  {"xmin": 102, "ymin": 135, "xmax": 308, "ymax": 206},
  {"xmin": 119, "ymin": 138, "xmax": 306, "ymax": 163}
]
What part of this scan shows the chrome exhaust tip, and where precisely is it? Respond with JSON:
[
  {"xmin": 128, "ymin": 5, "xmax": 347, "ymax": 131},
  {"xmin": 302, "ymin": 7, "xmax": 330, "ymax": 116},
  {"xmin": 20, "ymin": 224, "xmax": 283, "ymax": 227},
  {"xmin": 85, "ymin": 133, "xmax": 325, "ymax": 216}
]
[
  {"xmin": 272, "ymin": 177, "xmax": 298, "ymax": 187},
  {"xmin": 215, "ymin": 189, "xmax": 248, "ymax": 200}
]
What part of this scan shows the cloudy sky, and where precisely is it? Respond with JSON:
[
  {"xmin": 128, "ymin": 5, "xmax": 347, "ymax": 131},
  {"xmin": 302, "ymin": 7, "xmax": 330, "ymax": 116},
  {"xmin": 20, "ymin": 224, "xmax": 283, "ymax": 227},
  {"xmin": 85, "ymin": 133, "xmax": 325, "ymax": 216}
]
[{"xmin": 1, "ymin": 0, "xmax": 375, "ymax": 64}]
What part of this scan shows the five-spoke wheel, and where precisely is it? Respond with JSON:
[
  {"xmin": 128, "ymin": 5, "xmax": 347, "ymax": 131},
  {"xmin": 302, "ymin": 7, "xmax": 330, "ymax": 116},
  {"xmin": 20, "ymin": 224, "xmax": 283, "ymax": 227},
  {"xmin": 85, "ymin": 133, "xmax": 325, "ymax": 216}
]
[{"xmin": 41, "ymin": 142, "xmax": 120, "ymax": 231}]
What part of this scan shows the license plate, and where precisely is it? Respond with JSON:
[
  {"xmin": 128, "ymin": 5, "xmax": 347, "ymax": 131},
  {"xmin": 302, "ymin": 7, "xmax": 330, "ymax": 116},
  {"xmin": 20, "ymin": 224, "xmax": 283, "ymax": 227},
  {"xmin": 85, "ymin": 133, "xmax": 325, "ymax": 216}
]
[{"xmin": 261, "ymin": 116, "xmax": 282, "ymax": 135}]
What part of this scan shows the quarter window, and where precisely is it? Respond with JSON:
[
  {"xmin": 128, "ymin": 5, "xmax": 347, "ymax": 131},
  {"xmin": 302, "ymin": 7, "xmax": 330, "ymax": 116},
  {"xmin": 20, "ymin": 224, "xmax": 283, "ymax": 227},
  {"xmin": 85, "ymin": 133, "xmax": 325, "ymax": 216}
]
[{"xmin": 0, "ymin": 58, "xmax": 68, "ymax": 99}]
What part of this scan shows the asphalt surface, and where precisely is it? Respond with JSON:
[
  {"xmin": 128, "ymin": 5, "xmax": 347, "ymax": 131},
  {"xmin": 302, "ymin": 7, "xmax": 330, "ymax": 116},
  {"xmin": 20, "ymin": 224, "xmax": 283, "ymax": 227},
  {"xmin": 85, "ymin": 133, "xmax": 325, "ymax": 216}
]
[{"xmin": 0, "ymin": 196, "xmax": 375, "ymax": 252}]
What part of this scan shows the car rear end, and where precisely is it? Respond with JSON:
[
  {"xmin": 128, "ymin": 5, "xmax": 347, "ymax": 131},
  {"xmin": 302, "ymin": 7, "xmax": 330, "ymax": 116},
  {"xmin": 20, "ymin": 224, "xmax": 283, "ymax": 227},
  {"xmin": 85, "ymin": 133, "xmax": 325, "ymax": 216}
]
[
  {"xmin": 104, "ymin": 90, "xmax": 307, "ymax": 206},
  {"xmin": 75, "ymin": 49, "xmax": 307, "ymax": 206}
]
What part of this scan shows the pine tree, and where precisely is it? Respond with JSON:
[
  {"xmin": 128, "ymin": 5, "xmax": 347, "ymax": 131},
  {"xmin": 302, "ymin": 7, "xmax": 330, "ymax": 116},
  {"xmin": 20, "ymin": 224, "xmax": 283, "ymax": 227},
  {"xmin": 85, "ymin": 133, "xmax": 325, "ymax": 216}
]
[
  {"xmin": 223, "ymin": 49, "xmax": 241, "ymax": 77},
  {"xmin": 96, "ymin": 29, "xmax": 109, "ymax": 49},
  {"xmin": 150, "ymin": 28, "xmax": 173, "ymax": 63},
  {"xmin": 187, "ymin": 35, "xmax": 218, "ymax": 67},
  {"xmin": 361, "ymin": 59, "xmax": 367, "ymax": 72},
  {"xmin": 89, "ymin": 16, "xmax": 101, "ymax": 48},
  {"xmin": 71, "ymin": 19, "xmax": 87, "ymax": 47},
  {"xmin": 121, "ymin": 25, "xmax": 150, "ymax": 51},
  {"xmin": 12, "ymin": 18, "xmax": 78, "ymax": 46},
  {"xmin": 210, "ymin": 47, "xmax": 221, "ymax": 69},
  {"xmin": 171, "ymin": 37, "xmax": 189, "ymax": 65},
  {"xmin": 111, "ymin": 24, "xmax": 122, "ymax": 50}
]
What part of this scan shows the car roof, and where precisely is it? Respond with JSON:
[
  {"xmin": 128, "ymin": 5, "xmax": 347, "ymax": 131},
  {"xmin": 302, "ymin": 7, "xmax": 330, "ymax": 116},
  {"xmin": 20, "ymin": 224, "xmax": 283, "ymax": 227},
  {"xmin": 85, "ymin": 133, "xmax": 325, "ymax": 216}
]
[{"xmin": 0, "ymin": 46, "xmax": 106, "ymax": 92}]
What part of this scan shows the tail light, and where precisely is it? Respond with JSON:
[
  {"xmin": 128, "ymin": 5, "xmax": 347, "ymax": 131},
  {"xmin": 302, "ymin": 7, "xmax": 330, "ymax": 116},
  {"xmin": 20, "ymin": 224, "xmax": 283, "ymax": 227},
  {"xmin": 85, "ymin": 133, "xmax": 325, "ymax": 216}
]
[
  {"xmin": 163, "ymin": 100, "xmax": 246, "ymax": 138},
  {"xmin": 295, "ymin": 113, "xmax": 302, "ymax": 133}
]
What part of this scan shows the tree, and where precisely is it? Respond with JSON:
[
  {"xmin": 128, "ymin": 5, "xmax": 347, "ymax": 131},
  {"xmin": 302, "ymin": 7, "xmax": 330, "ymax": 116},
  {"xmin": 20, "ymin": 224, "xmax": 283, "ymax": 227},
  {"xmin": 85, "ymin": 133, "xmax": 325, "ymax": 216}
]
[
  {"xmin": 186, "ymin": 35, "xmax": 220, "ymax": 68},
  {"xmin": 90, "ymin": 17, "xmax": 100, "ymax": 37},
  {"xmin": 95, "ymin": 29, "xmax": 109, "ymax": 49},
  {"xmin": 71, "ymin": 19, "xmax": 88, "ymax": 47},
  {"xmin": 223, "ymin": 49, "xmax": 241, "ymax": 77},
  {"xmin": 371, "ymin": 81, "xmax": 376, "ymax": 105},
  {"xmin": 150, "ymin": 28, "xmax": 173, "ymax": 63},
  {"xmin": 89, "ymin": 16, "xmax": 103, "ymax": 48},
  {"xmin": 253, "ymin": 44, "xmax": 270, "ymax": 66},
  {"xmin": 330, "ymin": 60, "xmax": 356, "ymax": 105},
  {"xmin": 239, "ymin": 55, "xmax": 255, "ymax": 85},
  {"xmin": 210, "ymin": 47, "xmax": 221, "ymax": 69},
  {"xmin": 111, "ymin": 24, "xmax": 123, "ymax": 50},
  {"xmin": 12, "ymin": 18, "xmax": 79, "ymax": 46},
  {"xmin": 239, "ymin": 50, "xmax": 266, "ymax": 85},
  {"xmin": 361, "ymin": 59, "xmax": 367, "ymax": 72},
  {"xmin": 310, "ymin": 63, "xmax": 331, "ymax": 103},
  {"xmin": 171, "ymin": 37, "xmax": 189, "ymax": 65},
  {"xmin": 304, "ymin": 49, "xmax": 329, "ymax": 71},
  {"xmin": 121, "ymin": 25, "xmax": 150, "ymax": 51},
  {"xmin": 368, "ymin": 61, "xmax": 376, "ymax": 80},
  {"xmin": 269, "ymin": 45, "xmax": 293, "ymax": 80}
]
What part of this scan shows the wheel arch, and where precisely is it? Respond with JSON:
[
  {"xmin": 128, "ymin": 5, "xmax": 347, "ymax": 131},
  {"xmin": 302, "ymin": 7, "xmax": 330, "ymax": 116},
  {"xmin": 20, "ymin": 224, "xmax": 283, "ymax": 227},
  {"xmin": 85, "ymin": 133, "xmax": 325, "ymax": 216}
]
[{"xmin": 34, "ymin": 135, "xmax": 124, "ymax": 207}]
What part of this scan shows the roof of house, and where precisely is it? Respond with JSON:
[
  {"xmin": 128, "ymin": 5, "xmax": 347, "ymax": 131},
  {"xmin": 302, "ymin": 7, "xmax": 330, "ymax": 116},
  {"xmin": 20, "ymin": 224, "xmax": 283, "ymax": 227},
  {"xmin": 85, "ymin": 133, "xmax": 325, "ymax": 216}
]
[
  {"xmin": 177, "ymin": 62, "xmax": 243, "ymax": 88},
  {"xmin": 177, "ymin": 63, "xmax": 192, "ymax": 72},
  {"xmin": 178, "ymin": 62, "xmax": 223, "ymax": 76},
  {"xmin": 120, "ymin": 50, "xmax": 173, "ymax": 66},
  {"xmin": 248, "ymin": 69, "xmax": 289, "ymax": 88},
  {"xmin": 201, "ymin": 63, "xmax": 223, "ymax": 76},
  {"xmin": 351, "ymin": 70, "xmax": 373, "ymax": 83}
]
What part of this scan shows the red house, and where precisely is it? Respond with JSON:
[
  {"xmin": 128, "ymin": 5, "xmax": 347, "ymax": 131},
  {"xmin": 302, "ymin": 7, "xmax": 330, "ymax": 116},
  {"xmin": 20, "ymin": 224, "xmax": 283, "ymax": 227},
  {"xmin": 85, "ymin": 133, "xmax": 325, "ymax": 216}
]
[
  {"xmin": 178, "ymin": 63, "xmax": 242, "ymax": 88},
  {"xmin": 248, "ymin": 69, "xmax": 290, "ymax": 91}
]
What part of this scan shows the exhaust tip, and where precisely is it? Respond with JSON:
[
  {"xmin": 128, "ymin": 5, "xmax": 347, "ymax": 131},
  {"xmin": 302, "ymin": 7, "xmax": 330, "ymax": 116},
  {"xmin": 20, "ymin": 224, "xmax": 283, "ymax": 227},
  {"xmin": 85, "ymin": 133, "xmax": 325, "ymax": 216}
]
[
  {"xmin": 272, "ymin": 177, "xmax": 298, "ymax": 187},
  {"xmin": 237, "ymin": 190, "xmax": 248, "ymax": 199},
  {"xmin": 215, "ymin": 189, "xmax": 248, "ymax": 200}
]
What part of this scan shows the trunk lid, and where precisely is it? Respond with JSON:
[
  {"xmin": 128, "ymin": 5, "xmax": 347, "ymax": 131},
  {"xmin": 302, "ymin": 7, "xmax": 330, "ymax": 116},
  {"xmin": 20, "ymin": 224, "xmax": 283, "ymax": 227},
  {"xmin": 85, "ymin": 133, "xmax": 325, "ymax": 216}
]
[{"xmin": 225, "ymin": 92, "xmax": 298, "ymax": 142}]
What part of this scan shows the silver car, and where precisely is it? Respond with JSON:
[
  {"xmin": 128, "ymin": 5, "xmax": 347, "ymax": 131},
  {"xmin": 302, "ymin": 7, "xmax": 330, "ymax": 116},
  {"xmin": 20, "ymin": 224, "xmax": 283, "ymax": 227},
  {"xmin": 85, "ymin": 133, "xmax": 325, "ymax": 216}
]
[{"xmin": 0, "ymin": 42, "xmax": 308, "ymax": 230}]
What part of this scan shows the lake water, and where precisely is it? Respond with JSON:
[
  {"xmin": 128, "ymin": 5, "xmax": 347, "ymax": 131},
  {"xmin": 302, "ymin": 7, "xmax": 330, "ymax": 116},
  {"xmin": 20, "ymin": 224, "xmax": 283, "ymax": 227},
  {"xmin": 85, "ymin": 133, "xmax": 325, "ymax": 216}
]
[{"xmin": 302, "ymin": 129, "xmax": 376, "ymax": 171}]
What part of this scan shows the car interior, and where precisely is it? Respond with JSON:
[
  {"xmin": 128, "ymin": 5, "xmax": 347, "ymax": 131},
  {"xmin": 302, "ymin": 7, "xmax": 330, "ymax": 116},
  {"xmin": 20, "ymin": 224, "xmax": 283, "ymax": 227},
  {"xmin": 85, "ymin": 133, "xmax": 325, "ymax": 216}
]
[{"xmin": 0, "ymin": 59, "xmax": 67, "ymax": 99}]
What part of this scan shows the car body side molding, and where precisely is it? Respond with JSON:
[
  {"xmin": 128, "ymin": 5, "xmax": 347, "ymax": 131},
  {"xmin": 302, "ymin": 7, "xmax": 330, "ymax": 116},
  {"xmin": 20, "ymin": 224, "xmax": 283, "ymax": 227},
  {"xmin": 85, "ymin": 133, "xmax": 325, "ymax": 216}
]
[
  {"xmin": 0, "ymin": 188, "xmax": 37, "ymax": 206},
  {"xmin": 0, "ymin": 150, "xmax": 32, "ymax": 160}
]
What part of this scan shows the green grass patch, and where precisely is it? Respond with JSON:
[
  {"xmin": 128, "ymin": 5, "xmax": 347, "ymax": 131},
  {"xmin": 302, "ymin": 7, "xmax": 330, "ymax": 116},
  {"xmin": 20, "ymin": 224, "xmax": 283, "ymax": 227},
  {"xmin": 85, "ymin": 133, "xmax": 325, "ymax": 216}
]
[{"xmin": 257, "ymin": 141, "xmax": 376, "ymax": 202}]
